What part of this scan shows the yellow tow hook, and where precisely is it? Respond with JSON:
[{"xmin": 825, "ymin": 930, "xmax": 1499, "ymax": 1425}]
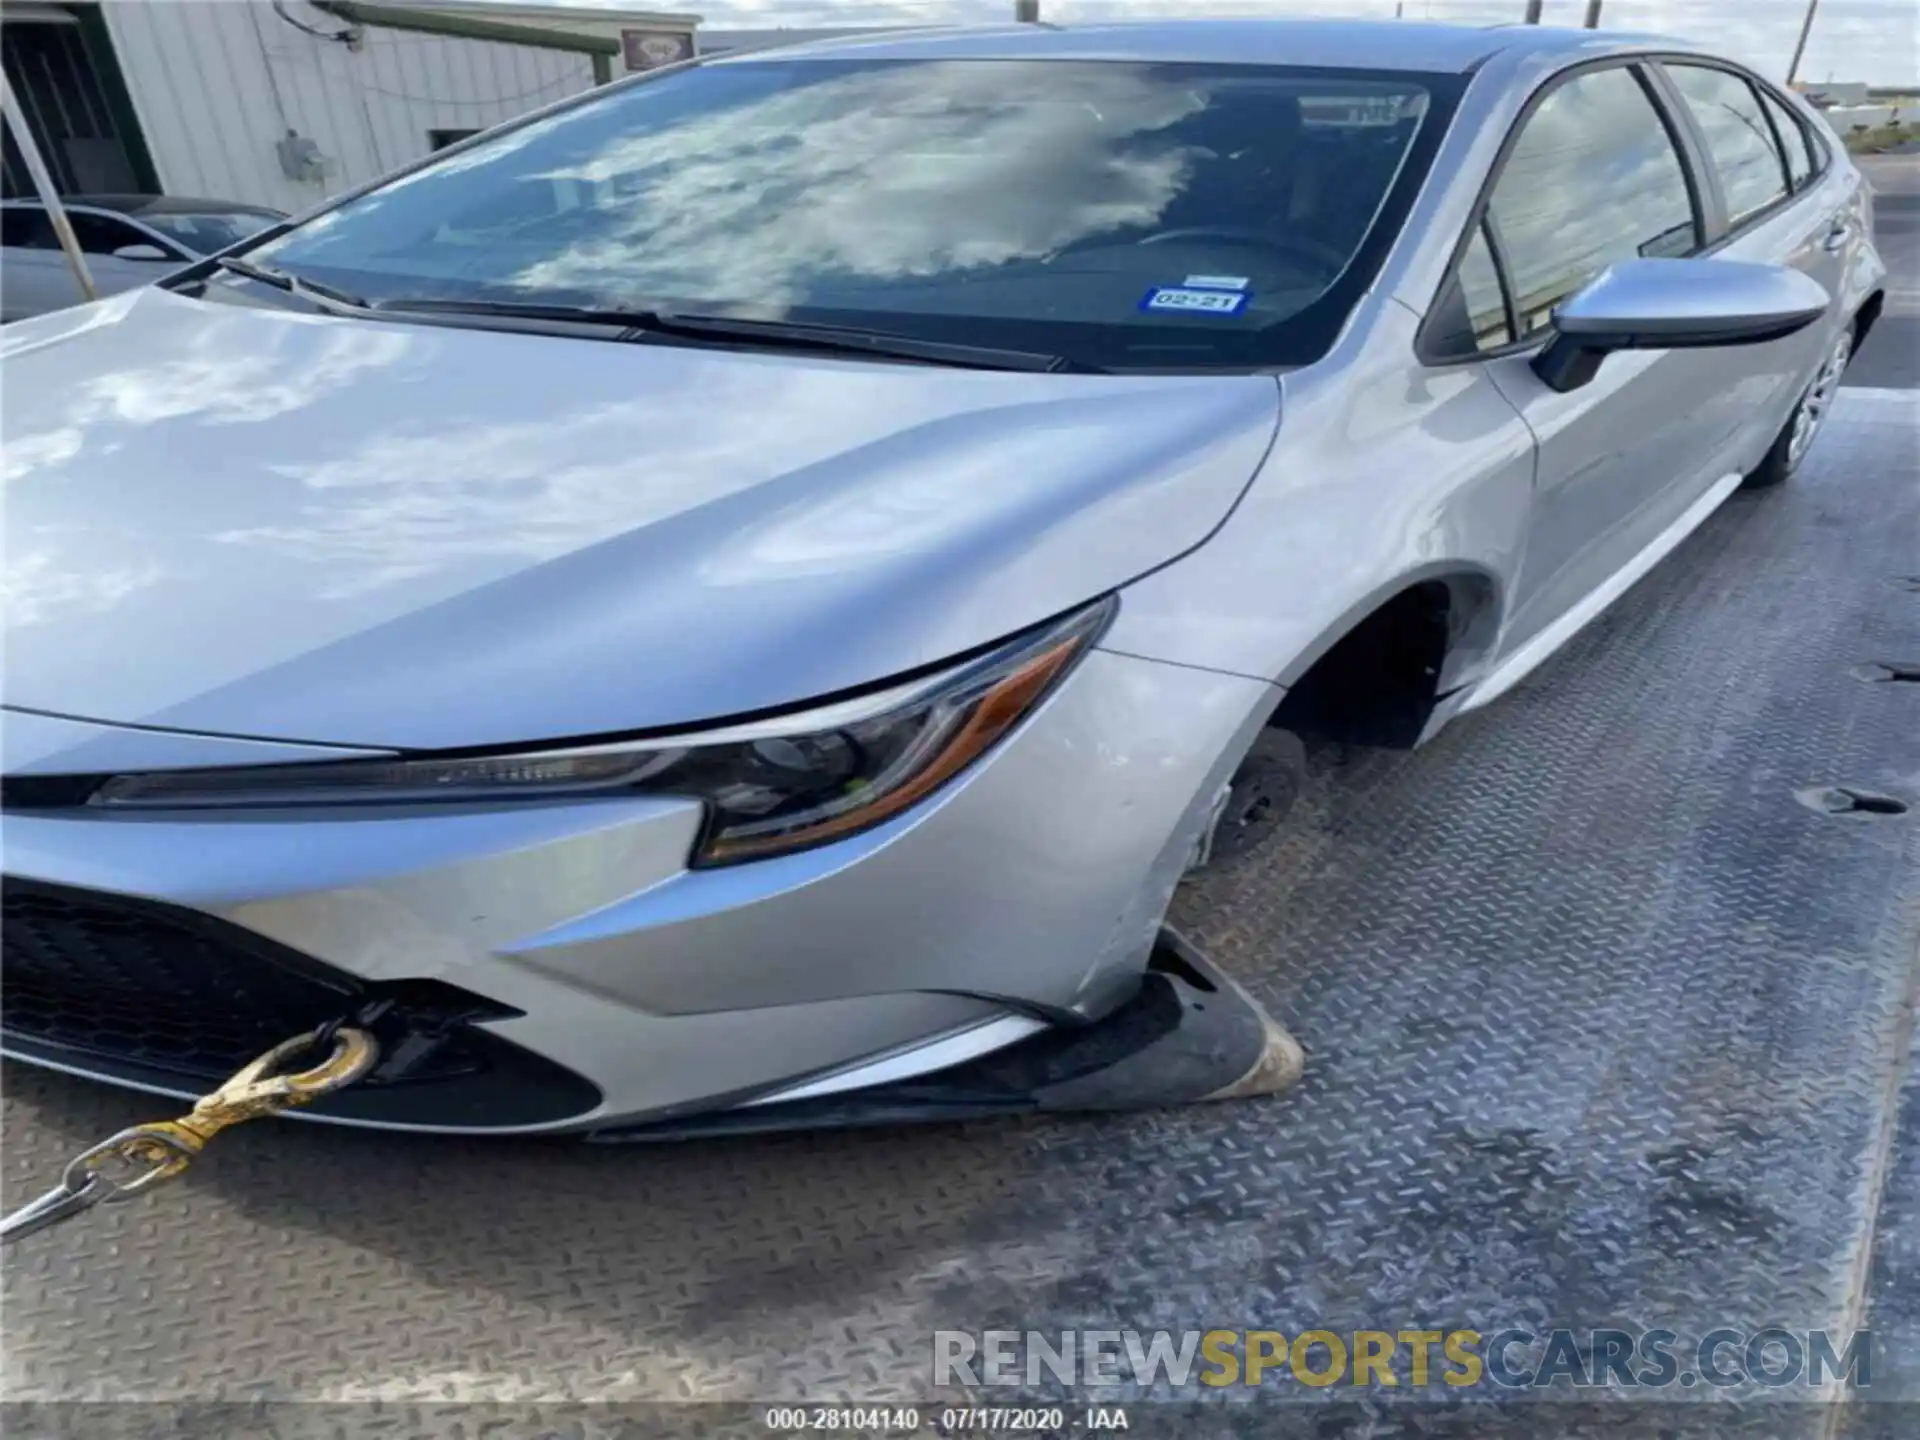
[{"xmin": 0, "ymin": 1026, "xmax": 378, "ymax": 1243}]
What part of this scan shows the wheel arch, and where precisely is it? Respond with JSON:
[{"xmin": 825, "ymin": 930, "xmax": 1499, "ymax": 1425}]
[
  {"xmin": 1265, "ymin": 564, "xmax": 1505, "ymax": 750},
  {"xmin": 1854, "ymin": 288, "xmax": 1885, "ymax": 350}
]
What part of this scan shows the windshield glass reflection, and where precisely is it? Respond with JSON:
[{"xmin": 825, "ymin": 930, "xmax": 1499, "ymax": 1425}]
[{"xmin": 256, "ymin": 59, "xmax": 1441, "ymax": 369}]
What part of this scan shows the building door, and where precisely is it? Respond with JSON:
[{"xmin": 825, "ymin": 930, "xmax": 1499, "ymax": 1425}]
[{"xmin": 2, "ymin": 7, "xmax": 153, "ymax": 198}]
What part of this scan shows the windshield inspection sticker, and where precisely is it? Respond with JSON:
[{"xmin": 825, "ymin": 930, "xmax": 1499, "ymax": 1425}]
[
  {"xmin": 1183, "ymin": 275, "xmax": 1250, "ymax": 291},
  {"xmin": 1142, "ymin": 285, "xmax": 1250, "ymax": 316}
]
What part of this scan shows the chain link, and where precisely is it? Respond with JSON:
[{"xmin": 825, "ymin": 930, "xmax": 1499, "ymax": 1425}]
[{"xmin": 0, "ymin": 1026, "xmax": 379, "ymax": 1244}]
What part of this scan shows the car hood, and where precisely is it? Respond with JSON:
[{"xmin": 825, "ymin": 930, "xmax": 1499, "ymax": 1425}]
[{"xmin": 1, "ymin": 289, "xmax": 1279, "ymax": 750}]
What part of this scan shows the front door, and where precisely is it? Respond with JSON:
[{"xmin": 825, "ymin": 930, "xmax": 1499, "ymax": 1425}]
[
  {"xmin": 0, "ymin": 206, "xmax": 85, "ymax": 320},
  {"xmin": 0, "ymin": 206, "xmax": 184, "ymax": 321},
  {"xmin": 1471, "ymin": 61, "xmax": 1754, "ymax": 669}
]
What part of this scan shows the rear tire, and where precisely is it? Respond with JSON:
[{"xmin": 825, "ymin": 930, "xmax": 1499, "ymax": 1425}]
[{"xmin": 1743, "ymin": 322, "xmax": 1854, "ymax": 490}]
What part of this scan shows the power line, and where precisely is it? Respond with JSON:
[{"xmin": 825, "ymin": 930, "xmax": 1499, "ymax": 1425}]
[
  {"xmin": 271, "ymin": 0, "xmax": 356, "ymax": 47},
  {"xmin": 254, "ymin": 40, "xmax": 593, "ymax": 109},
  {"xmin": 343, "ymin": 69, "xmax": 590, "ymax": 108}
]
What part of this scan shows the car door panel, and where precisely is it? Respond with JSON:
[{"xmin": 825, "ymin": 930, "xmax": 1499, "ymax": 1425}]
[
  {"xmin": 67, "ymin": 211, "xmax": 185, "ymax": 304},
  {"xmin": 1, "ymin": 208, "xmax": 75, "ymax": 321},
  {"xmin": 1658, "ymin": 62, "xmax": 1844, "ymax": 463},
  {"xmin": 1488, "ymin": 345, "xmax": 1735, "ymax": 656},
  {"xmin": 1, "ymin": 208, "xmax": 190, "ymax": 321},
  {"xmin": 83, "ymin": 253, "xmax": 174, "ymax": 299},
  {"xmin": 0, "ymin": 246, "xmax": 86, "ymax": 321},
  {"xmin": 1459, "ymin": 62, "xmax": 1737, "ymax": 663},
  {"xmin": 1693, "ymin": 197, "xmax": 1844, "ymax": 471}
]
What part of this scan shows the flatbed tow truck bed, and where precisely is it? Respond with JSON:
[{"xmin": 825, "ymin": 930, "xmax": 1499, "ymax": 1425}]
[{"xmin": 3, "ymin": 383, "xmax": 1916, "ymax": 1438}]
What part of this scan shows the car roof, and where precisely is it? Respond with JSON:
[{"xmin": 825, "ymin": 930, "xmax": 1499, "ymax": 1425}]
[
  {"xmin": 706, "ymin": 18, "xmax": 1693, "ymax": 74},
  {"xmin": 3, "ymin": 194, "xmax": 284, "ymax": 218}
]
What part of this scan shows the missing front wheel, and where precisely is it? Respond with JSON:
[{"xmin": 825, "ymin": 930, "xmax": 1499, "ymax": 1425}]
[{"xmin": 1196, "ymin": 727, "xmax": 1306, "ymax": 870}]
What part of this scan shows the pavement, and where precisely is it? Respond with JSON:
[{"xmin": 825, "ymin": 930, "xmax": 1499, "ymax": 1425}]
[
  {"xmin": 1, "ymin": 159, "xmax": 1916, "ymax": 1440},
  {"xmin": 1849, "ymin": 155, "xmax": 1920, "ymax": 390},
  {"xmin": 8, "ymin": 388, "xmax": 1917, "ymax": 1440}
]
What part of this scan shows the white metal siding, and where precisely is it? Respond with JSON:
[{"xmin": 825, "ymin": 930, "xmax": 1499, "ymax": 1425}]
[{"xmin": 99, "ymin": 0, "xmax": 596, "ymax": 212}]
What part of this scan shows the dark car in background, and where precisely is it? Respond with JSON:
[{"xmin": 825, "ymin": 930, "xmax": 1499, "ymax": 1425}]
[{"xmin": 0, "ymin": 193, "xmax": 283, "ymax": 321}]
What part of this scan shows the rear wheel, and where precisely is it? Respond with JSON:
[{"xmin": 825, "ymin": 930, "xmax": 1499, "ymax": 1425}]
[{"xmin": 1743, "ymin": 323, "xmax": 1853, "ymax": 490}]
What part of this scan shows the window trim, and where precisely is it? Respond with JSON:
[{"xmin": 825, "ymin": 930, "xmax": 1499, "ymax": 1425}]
[
  {"xmin": 186, "ymin": 58, "xmax": 1473, "ymax": 375},
  {"xmin": 1426, "ymin": 216, "xmax": 1517, "ymax": 357},
  {"xmin": 1480, "ymin": 214, "xmax": 1522, "ymax": 347},
  {"xmin": 0, "ymin": 201, "xmax": 192, "ymax": 260},
  {"xmin": 66, "ymin": 209, "xmax": 149, "ymax": 258},
  {"xmin": 1756, "ymin": 86, "xmax": 1814, "ymax": 192},
  {"xmin": 1416, "ymin": 55, "xmax": 1708, "ymax": 367},
  {"xmin": 1767, "ymin": 80, "xmax": 1830, "ymax": 183},
  {"xmin": 1656, "ymin": 59, "xmax": 1797, "ymax": 240},
  {"xmin": 1652, "ymin": 57, "xmax": 1834, "ymax": 258},
  {"xmin": 99, "ymin": 210, "xmax": 229, "ymax": 262}
]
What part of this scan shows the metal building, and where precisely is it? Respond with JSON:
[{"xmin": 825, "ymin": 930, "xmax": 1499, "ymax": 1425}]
[
  {"xmin": 695, "ymin": 27, "xmax": 933, "ymax": 58},
  {"xmin": 2, "ymin": 1, "xmax": 700, "ymax": 213}
]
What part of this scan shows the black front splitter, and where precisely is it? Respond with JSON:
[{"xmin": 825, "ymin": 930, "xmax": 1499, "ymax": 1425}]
[{"xmin": 587, "ymin": 928, "xmax": 1303, "ymax": 1143}]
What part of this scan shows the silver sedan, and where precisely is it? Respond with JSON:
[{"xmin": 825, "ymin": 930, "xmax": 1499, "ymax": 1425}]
[{"xmin": 0, "ymin": 19, "xmax": 1886, "ymax": 1133}]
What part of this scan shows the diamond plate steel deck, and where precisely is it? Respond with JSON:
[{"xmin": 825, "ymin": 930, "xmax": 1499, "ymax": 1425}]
[{"xmin": 3, "ymin": 392, "xmax": 1918, "ymax": 1438}]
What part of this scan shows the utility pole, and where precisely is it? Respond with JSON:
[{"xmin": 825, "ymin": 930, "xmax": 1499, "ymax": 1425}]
[
  {"xmin": 0, "ymin": 72, "xmax": 96, "ymax": 302},
  {"xmin": 1523, "ymin": 1, "xmax": 1544, "ymax": 24},
  {"xmin": 1786, "ymin": 0, "xmax": 1821, "ymax": 86},
  {"xmin": 1584, "ymin": 0, "xmax": 1604, "ymax": 27}
]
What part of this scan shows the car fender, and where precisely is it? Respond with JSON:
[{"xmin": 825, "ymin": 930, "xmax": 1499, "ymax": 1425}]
[{"xmin": 1100, "ymin": 294, "xmax": 1532, "ymax": 702}]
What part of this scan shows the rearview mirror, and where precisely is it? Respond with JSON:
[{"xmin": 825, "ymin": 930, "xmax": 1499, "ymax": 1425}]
[
  {"xmin": 112, "ymin": 243, "xmax": 169, "ymax": 262},
  {"xmin": 1533, "ymin": 258, "xmax": 1831, "ymax": 394}
]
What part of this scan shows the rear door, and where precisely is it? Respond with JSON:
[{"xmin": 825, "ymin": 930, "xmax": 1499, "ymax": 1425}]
[{"xmin": 1654, "ymin": 60, "xmax": 1851, "ymax": 453}]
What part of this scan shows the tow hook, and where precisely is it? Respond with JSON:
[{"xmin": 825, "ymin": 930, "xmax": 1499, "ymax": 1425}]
[{"xmin": 2, "ymin": 1024, "xmax": 380, "ymax": 1243}]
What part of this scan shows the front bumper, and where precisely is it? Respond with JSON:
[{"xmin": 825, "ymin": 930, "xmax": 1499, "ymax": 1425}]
[{"xmin": 0, "ymin": 649, "xmax": 1275, "ymax": 1132}]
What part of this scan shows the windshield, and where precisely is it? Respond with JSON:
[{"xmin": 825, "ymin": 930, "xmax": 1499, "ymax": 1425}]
[
  {"xmin": 142, "ymin": 210, "xmax": 279, "ymax": 254},
  {"xmin": 250, "ymin": 59, "xmax": 1457, "ymax": 370}
]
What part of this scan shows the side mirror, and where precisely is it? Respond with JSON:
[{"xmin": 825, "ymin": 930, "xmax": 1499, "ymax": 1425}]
[
  {"xmin": 1533, "ymin": 258, "xmax": 1831, "ymax": 394},
  {"xmin": 112, "ymin": 243, "xmax": 169, "ymax": 262}
]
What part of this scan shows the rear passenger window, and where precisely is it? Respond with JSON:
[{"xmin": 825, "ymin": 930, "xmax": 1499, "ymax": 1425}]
[
  {"xmin": 1758, "ymin": 89, "xmax": 1814, "ymax": 190},
  {"xmin": 1665, "ymin": 66, "xmax": 1791, "ymax": 224},
  {"xmin": 1485, "ymin": 66, "xmax": 1698, "ymax": 341}
]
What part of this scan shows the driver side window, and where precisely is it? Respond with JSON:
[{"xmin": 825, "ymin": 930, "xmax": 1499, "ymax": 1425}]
[{"xmin": 1430, "ymin": 64, "xmax": 1701, "ymax": 358}]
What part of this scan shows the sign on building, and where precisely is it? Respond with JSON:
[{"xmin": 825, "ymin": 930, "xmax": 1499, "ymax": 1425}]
[{"xmin": 622, "ymin": 29, "xmax": 693, "ymax": 72}]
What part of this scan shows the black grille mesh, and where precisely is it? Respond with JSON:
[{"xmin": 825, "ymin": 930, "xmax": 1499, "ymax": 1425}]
[
  {"xmin": 6, "ymin": 880, "xmax": 417, "ymax": 1082},
  {"xmin": 1, "ymin": 879, "xmax": 602, "ymax": 1126}
]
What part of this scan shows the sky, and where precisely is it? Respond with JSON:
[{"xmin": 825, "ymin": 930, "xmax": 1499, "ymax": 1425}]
[{"xmin": 556, "ymin": 0, "xmax": 1919, "ymax": 87}]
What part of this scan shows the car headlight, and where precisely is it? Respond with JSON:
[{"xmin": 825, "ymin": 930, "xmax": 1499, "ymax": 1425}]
[{"xmin": 86, "ymin": 597, "xmax": 1116, "ymax": 866}]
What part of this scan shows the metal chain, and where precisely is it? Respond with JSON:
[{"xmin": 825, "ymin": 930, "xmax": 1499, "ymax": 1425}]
[{"xmin": 0, "ymin": 1026, "xmax": 379, "ymax": 1244}]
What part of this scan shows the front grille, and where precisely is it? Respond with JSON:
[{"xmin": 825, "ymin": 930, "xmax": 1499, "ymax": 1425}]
[
  {"xmin": 1, "ymin": 878, "xmax": 601, "ymax": 1128},
  {"xmin": 2, "ymin": 880, "xmax": 374, "ymax": 1079}
]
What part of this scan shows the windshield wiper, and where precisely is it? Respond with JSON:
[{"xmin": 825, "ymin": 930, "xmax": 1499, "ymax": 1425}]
[
  {"xmin": 375, "ymin": 297, "xmax": 1088, "ymax": 373},
  {"xmin": 213, "ymin": 257, "xmax": 374, "ymax": 315}
]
